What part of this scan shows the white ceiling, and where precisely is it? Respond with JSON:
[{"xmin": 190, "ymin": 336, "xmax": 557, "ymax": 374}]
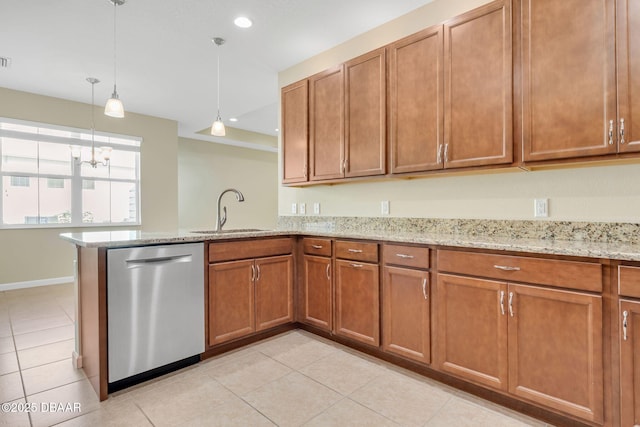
[{"xmin": 0, "ymin": 0, "xmax": 432, "ymax": 148}]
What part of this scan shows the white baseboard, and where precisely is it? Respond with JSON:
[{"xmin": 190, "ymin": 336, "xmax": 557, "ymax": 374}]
[{"xmin": 0, "ymin": 276, "xmax": 74, "ymax": 292}]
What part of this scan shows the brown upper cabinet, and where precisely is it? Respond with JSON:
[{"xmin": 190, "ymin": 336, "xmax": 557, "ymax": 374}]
[
  {"xmin": 344, "ymin": 48, "xmax": 387, "ymax": 177},
  {"xmin": 309, "ymin": 66, "xmax": 345, "ymax": 181},
  {"xmin": 388, "ymin": 26, "xmax": 444, "ymax": 173},
  {"xmin": 443, "ymin": 0, "xmax": 513, "ymax": 168},
  {"xmin": 281, "ymin": 80, "xmax": 308, "ymax": 184},
  {"xmin": 520, "ymin": 0, "xmax": 640, "ymax": 161}
]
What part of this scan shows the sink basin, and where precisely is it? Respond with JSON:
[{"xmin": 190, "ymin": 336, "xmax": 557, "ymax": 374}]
[{"xmin": 191, "ymin": 228, "xmax": 264, "ymax": 234}]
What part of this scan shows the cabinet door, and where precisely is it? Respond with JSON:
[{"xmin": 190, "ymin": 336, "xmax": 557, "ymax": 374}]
[
  {"xmin": 382, "ymin": 266, "xmax": 430, "ymax": 364},
  {"xmin": 388, "ymin": 26, "xmax": 443, "ymax": 173},
  {"xmin": 335, "ymin": 259, "xmax": 380, "ymax": 346},
  {"xmin": 521, "ymin": 0, "xmax": 617, "ymax": 161},
  {"xmin": 309, "ymin": 66, "xmax": 344, "ymax": 181},
  {"xmin": 508, "ymin": 284, "xmax": 603, "ymax": 423},
  {"xmin": 436, "ymin": 274, "xmax": 508, "ymax": 391},
  {"xmin": 255, "ymin": 255, "xmax": 293, "ymax": 332},
  {"xmin": 620, "ymin": 299, "xmax": 640, "ymax": 426},
  {"xmin": 344, "ymin": 48, "xmax": 386, "ymax": 177},
  {"xmin": 209, "ymin": 260, "xmax": 255, "ymax": 346},
  {"xmin": 281, "ymin": 80, "xmax": 308, "ymax": 184},
  {"xmin": 302, "ymin": 255, "xmax": 332, "ymax": 331},
  {"xmin": 617, "ymin": 0, "xmax": 640, "ymax": 153},
  {"xmin": 443, "ymin": 0, "xmax": 513, "ymax": 169}
]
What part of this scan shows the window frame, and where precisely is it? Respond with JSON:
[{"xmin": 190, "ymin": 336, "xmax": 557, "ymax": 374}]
[{"xmin": 0, "ymin": 117, "xmax": 142, "ymax": 229}]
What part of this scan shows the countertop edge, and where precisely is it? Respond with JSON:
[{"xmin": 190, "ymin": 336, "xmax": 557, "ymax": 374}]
[{"xmin": 60, "ymin": 229, "xmax": 640, "ymax": 262}]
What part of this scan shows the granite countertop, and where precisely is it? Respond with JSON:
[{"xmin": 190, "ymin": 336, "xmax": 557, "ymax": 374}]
[{"xmin": 59, "ymin": 227, "xmax": 640, "ymax": 262}]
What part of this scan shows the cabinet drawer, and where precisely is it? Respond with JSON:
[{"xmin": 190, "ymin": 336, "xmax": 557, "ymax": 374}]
[
  {"xmin": 303, "ymin": 238, "xmax": 332, "ymax": 257},
  {"xmin": 335, "ymin": 240, "xmax": 378, "ymax": 263},
  {"xmin": 209, "ymin": 238, "xmax": 293, "ymax": 263},
  {"xmin": 619, "ymin": 265, "xmax": 640, "ymax": 298},
  {"xmin": 437, "ymin": 250, "xmax": 602, "ymax": 292},
  {"xmin": 383, "ymin": 244, "xmax": 429, "ymax": 269}
]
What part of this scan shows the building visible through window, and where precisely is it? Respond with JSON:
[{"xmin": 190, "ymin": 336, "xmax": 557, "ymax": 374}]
[{"xmin": 0, "ymin": 118, "xmax": 141, "ymax": 228}]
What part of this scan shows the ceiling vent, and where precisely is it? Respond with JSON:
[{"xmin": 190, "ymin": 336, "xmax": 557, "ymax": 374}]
[{"xmin": 0, "ymin": 57, "xmax": 11, "ymax": 68}]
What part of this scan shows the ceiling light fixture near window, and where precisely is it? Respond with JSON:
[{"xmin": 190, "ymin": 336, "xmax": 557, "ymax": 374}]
[
  {"xmin": 105, "ymin": 0, "xmax": 126, "ymax": 118},
  {"xmin": 234, "ymin": 16, "xmax": 253, "ymax": 28},
  {"xmin": 71, "ymin": 78, "xmax": 112, "ymax": 168},
  {"xmin": 211, "ymin": 37, "xmax": 226, "ymax": 136}
]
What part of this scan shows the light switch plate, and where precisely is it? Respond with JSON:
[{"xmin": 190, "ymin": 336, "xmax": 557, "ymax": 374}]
[
  {"xmin": 534, "ymin": 198, "xmax": 548, "ymax": 218},
  {"xmin": 313, "ymin": 202, "xmax": 320, "ymax": 215},
  {"xmin": 291, "ymin": 203, "xmax": 297, "ymax": 214},
  {"xmin": 381, "ymin": 200, "xmax": 390, "ymax": 215},
  {"xmin": 299, "ymin": 202, "xmax": 306, "ymax": 215}
]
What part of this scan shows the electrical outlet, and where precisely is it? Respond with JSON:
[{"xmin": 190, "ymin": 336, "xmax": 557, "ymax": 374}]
[
  {"xmin": 299, "ymin": 202, "xmax": 306, "ymax": 215},
  {"xmin": 291, "ymin": 203, "xmax": 297, "ymax": 214},
  {"xmin": 381, "ymin": 200, "xmax": 390, "ymax": 215},
  {"xmin": 313, "ymin": 202, "xmax": 320, "ymax": 215},
  {"xmin": 534, "ymin": 198, "xmax": 548, "ymax": 218}
]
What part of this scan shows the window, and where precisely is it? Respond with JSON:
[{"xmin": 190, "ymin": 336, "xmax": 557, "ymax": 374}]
[{"xmin": 0, "ymin": 118, "xmax": 141, "ymax": 228}]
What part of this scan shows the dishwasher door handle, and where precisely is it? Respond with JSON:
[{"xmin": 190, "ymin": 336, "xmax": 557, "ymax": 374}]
[{"xmin": 126, "ymin": 255, "xmax": 192, "ymax": 267}]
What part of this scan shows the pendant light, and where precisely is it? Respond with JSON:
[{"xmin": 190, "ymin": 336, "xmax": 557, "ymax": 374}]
[
  {"xmin": 71, "ymin": 78, "xmax": 112, "ymax": 168},
  {"xmin": 211, "ymin": 37, "xmax": 226, "ymax": 136},
  {"xmin": 105, "ymin": 0, "xmax": 125, "ymax": 118}
]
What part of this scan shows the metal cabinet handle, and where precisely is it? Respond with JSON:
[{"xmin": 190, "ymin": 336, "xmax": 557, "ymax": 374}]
[
  {"xmin": 348, "ymin": 249, "xmax": 363, "ymax": 253},
  {"xmin": 256, "ymin": 265, "xmax": 261, "ymax": 282},
  {"xmin": 444, "ymin": 143, "xmax": 449, "ymax": 163},
  {"xmin": 437, "ymin": 144, "xmax": 443, "ymax": 164},
  {"xmin": 620, "ymin": 118, "xmax": 625, "ymax": 144},
  {"xmin": 303, "ymin": 161, "xmax": 308, "ymax": 178},
  {"xmin": 312, "ymin": 244, "xmax": 323, "ymax": 249},
  {"xmin": 609, "ymin": 120, "xmax": 615, "ymax": 145},
  {"xmin": 494, "ymin": 265, "xmax": 521, "ymax": 271},
  {"xmin": 251, "ymin": 265, "xmax": 255, "ymax": 282},
  {"xmin": 396, "ymin": 253, "xmax": 414, "ymax": 259},
  {"xmin": 508, "ymin": 292, "xmax": 514, "ymax": 317},
  {"xmin": 500, "ymin": 290, "xmax": 505, "ymax": 316},
  {"xmin": 350, "ymin": 263, "xmax": 363, "ymax": 268},
  {"xmin": 422, "ymin": 278, "xmax": 428, "ymax": 300},
  {"xmin": 326, "ymin": 263, "xmax": 331, "ymax": 280},
  {"xmin": 623, "ymin": 310, "xmax": 629, "ymax": 341}
]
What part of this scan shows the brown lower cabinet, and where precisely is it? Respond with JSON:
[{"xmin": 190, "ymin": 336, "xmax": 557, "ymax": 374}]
[
  {"xmin": 301, "ymin": 254, "xmax": 332, "ymax": 331},
  {"xmin": 620, "ymin": 299, "xmax": 640, "ymax": 426},
  {"xmin": 436, "ymin": 271, "xmax": 603, "ymax": 424},
  {"xmin": 209, "ymin": 254, "xmax": 293, "ymax": 346}
]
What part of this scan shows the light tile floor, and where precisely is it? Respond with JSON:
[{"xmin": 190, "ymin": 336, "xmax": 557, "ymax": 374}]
[{"xmin": 0, "ymin": 283, "xmax": 554, "ymax": 426}]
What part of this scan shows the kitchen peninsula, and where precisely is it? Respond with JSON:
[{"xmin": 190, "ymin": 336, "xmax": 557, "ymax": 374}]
[{"xmin": 62, "ymin": 217, "xmax": 640, "ymax": 427}]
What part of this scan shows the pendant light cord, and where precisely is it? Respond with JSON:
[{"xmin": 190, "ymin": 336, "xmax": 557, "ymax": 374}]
[
  {"xmin": 91, "ymin": 81, "xmax": 96, "ymax": 155},
  {"xmin": 216, "ymin": 44, "xmax": 220, "ymax": 117},
  {"xmin": 113, "ymin": 1, "xmax": 117, "ymax": 92}
]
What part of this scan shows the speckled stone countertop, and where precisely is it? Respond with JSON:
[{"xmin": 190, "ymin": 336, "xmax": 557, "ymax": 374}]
[{"xmin": 60, "ymin": 217, "xmax": 640, "ymax": 262}]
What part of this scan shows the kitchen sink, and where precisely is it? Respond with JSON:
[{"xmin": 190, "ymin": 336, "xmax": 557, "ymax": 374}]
[{"xmin": 190, "ymin": 228, "xmax": 265, "ymax": 234}]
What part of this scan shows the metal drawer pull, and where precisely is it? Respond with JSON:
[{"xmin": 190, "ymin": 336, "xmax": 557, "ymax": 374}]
[
  {"xmin": 396, "ymin": 253, "xmax": 415, "ymax": 259},
  {"xmin": 494, "ymin": 265, "xmax": 520, "ymax": 272},
  {"xmin": 326, "ymin": 263, "xmax": 331, "ymax": 280},
  {"xmin": 623, "ymin": 310, "xmax": 629, "ymax": 341},
  {"xmin": 508, "ymin": 292, "xmax": 514, "ymax": 317},
  {"xmin": 312, "ymin": 244, "xmax": 323, "ymax": 249},
  {"xmin": 350, "ymin": 263, "xmax": 363, "ymax": 268},
  {"xmin": 348, "ymin": 248, "xmax": 363, "ymax": 253},
  {"xmin": 251, "ymin": 265, "xmax": 255, "ymax": 282},
  {"xmin": 422, "ymin": 278, "xmax": 428, "ymax": 300},
  {"xmin": 609, "ymin": 120, "xmax": 614, "ymax": 145},
  {"xmin": 256, "ymin": 265, "xmax": 261, "ymax": 281},
  {"xmin": 500, "ymin": 290, "xmax": 505, "ymax": 316},
  {"xmin": 620, "ymin": 118, "xmax": 625, "ymax": 144}
]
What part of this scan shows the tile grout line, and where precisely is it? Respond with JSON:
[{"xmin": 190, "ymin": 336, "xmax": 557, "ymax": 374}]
[{"xmin": 7, "ymin": 304, "xmax": 34, "ymax": 427}]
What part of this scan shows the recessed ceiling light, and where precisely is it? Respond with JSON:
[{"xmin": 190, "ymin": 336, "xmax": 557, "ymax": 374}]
[
  {"xmin": 275, "ymin": 128, "xmax": 279, "ymax": 132},
  {"xmin": 229, "ymin": 118, "xmax": 238, "ymax": 122},
  {"xmin": 234, "ymin": 16, "xmax": 253, "ymax": 28}
]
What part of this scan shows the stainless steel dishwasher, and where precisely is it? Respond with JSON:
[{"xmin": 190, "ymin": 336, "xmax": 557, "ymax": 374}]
[{"xmin": 107, "ymin": 242, "xmax": 204, "ymax": 390}]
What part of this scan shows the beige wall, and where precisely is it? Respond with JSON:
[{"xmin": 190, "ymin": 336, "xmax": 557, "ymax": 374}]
[
  {"xmin": 0, "ymin": 87, "xmax": 179, "ymax": 285},
  {"xmin": 178, "ymin": 137, "xmax": 278, "ymax": 231},
  {"xmin": 278, "ymin": 0, "xmax": 640, "ymax": 223}
]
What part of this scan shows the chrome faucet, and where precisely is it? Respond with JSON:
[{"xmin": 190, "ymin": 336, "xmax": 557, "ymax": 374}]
[{"xmin": 216, "ymin": 188, "xmax": 245, "ymax": 231}]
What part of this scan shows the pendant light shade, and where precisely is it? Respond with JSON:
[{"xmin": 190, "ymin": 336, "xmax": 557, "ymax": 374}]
[
  {"xmin": 105, "ymin": 0, "xmax": 125, "ymax": 118},
  {"xmin": 211, "ymin": 37, "xmax": 226, "ymax": 136}
]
